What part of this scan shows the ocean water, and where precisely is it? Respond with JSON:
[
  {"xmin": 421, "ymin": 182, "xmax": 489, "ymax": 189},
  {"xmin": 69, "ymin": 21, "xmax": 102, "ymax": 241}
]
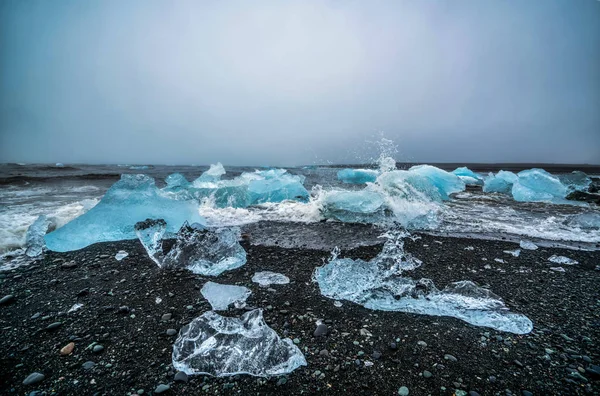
[{"xmin": 1, "ymin": 162, "xmax": 599, "ymax": 270}]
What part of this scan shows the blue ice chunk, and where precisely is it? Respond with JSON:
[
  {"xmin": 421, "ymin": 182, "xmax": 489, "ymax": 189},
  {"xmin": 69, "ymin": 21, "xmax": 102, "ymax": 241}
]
[
  {"xmin": 45, "ymin": 175, "xmax": 205, "ymax": 252},
  {"xmin": 452, "ymin": 167, "xmax": 483, "ymax": 185},
  {"xmin": 408, "ymin": 165, "xmax": 465, "ymax": 199},
  {"xmin": 483, "ymin": 171, "xmax": 518, "ymax": 194},
  {"xmin": 25, "ymin": 215, "xmax": 50, "ymax": 257},
  {"xmin": 337, "ymin": 169, "xmax": 379, "ymax": 184},
  {"xmin": 558, "ymin": 171, "xmax": 592, "ymax": 193},
  {"xmin": 377, "ymin": 170, "xmax": 444, "ymax": 202},
  {"xmin": 165, "ymin": 173, "xmax": 190, "ymax": 189},
  {"xmin": 194, "ymin": 163, "xmax": 226, "ymax": 184},
  {"xmin": 247, "ymin": 171, "xmax": 309, "ymax": 204},
  {"xmin": 568, "ymin": 213, "xmax": 600, "ymax": 229},
  {"xmin": 314, "ymin": 233, "xmax": 533, "ymax": 334},
  {"xmin": 321, "ymin": 190, "xmax": 386, "ymax": 223},
  {"xmin": 511, "ymin": 169, "xmax": 567, "ymax": 202}
]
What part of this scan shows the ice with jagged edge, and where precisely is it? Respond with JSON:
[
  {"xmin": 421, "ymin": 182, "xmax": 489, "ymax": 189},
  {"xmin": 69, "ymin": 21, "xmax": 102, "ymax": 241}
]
[
  {"xmin": 321, "ymin": 190, "xmax": 387, "ymax": 223},
  {"xmin": 452, "ymin": 167, "xmax": 483, "ymax": 186},
  {"xmin": 559, "ymin": 171, "xmax": 592, "ymax": 193},
  {"xmin": 134, "ymin": 219, "xmax": 167, "ymax": 266},
  {"xmin": 115, "ymin": 250, "xmax": 129, "ymax": 261},
  {"xmin": 252, "ymin": 271, "xmax": 290, "ymax": 287},
  {"xmin": 337, "ymin": 168, "xmax": 379, "ymax": 184},
  {"xmin": 45, "ymin": 174, "xmax": 204, "ymax": 252},
  {"xmin": 512, "ymin": 169, "xmax": 568, "ymax": 202},
  {"xmin": 201, "ymin": 281, "xmax": 251, "ymax": 310},
  {"xmin": 172, "ymin": 309, "xmax": 307, "ymax": 377},
  {"xmin": 313, "ymin": 231, "xmax": 533, "ymax": 334},
  {"xmin": 135, "ymin": 221, "xmax": 246, "ymax": 276},
  {"xmin": 548, "ymin": 255, "xmax": 578, "ymax": 265},
  {"xmin": 519, "ymin": 240, "xmax": 538, "ymax": 250},
  {"xmin": 25, "ymin": 215, "xmax": 50, "ymax": 257},
  {"xmin": 483, "ymin": 171, "xmax": 518, "ymax": 194}
]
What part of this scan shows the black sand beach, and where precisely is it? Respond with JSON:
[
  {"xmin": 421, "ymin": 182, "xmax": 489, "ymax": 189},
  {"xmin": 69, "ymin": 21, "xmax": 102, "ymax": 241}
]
[{"xmin": 1, "ymin": 231, "xmax": 599, "ymax": 395}]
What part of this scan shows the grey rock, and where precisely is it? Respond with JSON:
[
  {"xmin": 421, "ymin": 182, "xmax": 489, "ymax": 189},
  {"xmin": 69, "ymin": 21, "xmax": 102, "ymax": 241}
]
[
  {"xmin": 92, "ymin": 345, "xmax": 104, "ymax": 353},
  {"xmin": 469, "ymin": 392, "xmax": 481, "ymax": 396},
  {"xmin": 314, "ymin": 324, "xmax": 328, "ymax": 337},
  {"xmin": 46, "ymin": 322, "xmax": 62, "ymax": 331},
  {"xmin": 423, "ymin": 370, "xmax": 432, "ymax": 378},
  {"xmin": 0, "ymin": 295, "xmax": 15, "ymax": 305},
  {"xmin": 161, "ymin": 313, "xmax": 172, "ymax": 321},
  {"xmin": 166, "ymin": 329, "xmax": 177, "ymax": 336},
  {"xmin": 521, "ymin": 391, "xmax": 533, "ymax": 396},
  {"xmin": 22, "ymin": 372, "xmax": 45, "ymax": 385},
  {"xmin": 372, "ymin": 351, "xmax": 382, "ymax": 360},
  {"xmin": 82, "ymin": 361, "xmax": 95, "ymax": 370},
  {"xmin": 154, "ymin": 384, "xmax": 170, "ymax": 394},
  {"xmin": 398, "ymin": 386, "xmax": 409, "ymax": 396},
  {"xmin": 417, "ymin": 340, "xmax": 427, "ymax": 347},
  {"xmin": 444, "ymin": 354, "xmax": 457, "ymax": 362},
  {"xmin": 174, "ymin": 371, "xmax": 188, "ymax": 383}
]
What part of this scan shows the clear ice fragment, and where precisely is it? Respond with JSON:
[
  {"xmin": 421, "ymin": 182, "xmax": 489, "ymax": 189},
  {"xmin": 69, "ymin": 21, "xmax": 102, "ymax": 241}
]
[
  {"xmin": 519, "ymin": 240, "xmax": 538, "ymax": 250},
  {"xmin": 25, "ymin": 215, "xmax": 50, "ymax": 257},
  {"xmin": 503, "ymin": 249, "xmax": 521, "ymax": 257},
  {"xmin": 115, "ymin": 250, "xmax": 129, "ymax": 261},
  {"xmin": 252, "ymin": 271, "xmax": 290, "ymax": 287},
  {"xmin": 134, "ymin": 219, "xmax": 167, "ymax": 266},
  {"xmin": 172, "ymin": 309, "xmax": 307, "ymax": 377},
  {"xmin": 337, "ymin": 169, "xmax": 379, "ymax": 184},
  {"xmin": 201, "ymin": 281, "xmax": 251, "ymax": 310},
  {"xmin": 548, "ymin": 255, "xmax": 578, "ymax": 265}
]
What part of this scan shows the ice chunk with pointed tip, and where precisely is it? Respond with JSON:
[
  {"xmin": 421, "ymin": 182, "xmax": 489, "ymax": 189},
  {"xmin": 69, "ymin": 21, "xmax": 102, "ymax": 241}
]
[
  {"xmin": 193, "ymin": 163, "xmax": 226, "ymax": 185},
  {"xmin": 548, "ymin": 255, "xmax": 578, "ymax": 265},
  {"xmin": 408, "ymin": 165, "xmax": 466, "ymax": 199},
  {"xmin": 165, "ymin": 173, "xmax": 190, "ymax": 189},
  {"xmin": 519, "ymin": 240, "xmax": 538, "ymax": 250},
  {"xmin": 201, "ymin": 282, "xmax": 251, "ymax": 310},
  {"xmin": 252, "ymin": 271, "xmax": 290, "ymax": 287},
  {"xmin": 172, "ymin": 309, "xmax": 307, "ymax": 377},
  {"xmin": 135, "ymin": 219, "xmax": 167, "ymax": 266},
  {"xmin": 337, "ymin": 169, "xmax": 379, "ymax": 184},
  {"xmin": 313, "ymin": 232, "xmax": 532, "ymax": 334},
  {"xmin": 45, "ymin": 174, "xmax": 204, "ymax": 252},
  {"xmin": 25, "ymin": 215, "xmax": 50, "ymax": 257},
  {"xmin": 452, "ymin": 167, "xmax": 483, "ymax": 185},
  {"xmin": 511, "ymin": 169, "xmax": 567, "ymax": 202},
  {"xmin": 321, "ymin": 190, "xmax": 386, "ymax": 223},
  {"xmin": 503, "ymin": 249, "xmax": 520, "ymax": 257},
  {"xmin": 115, "ymin": 250, "xmax": 129, "ymax": 261},
  {"xmin": 483, "ymin": 171, "xmax": 518, "ymax": 194}
]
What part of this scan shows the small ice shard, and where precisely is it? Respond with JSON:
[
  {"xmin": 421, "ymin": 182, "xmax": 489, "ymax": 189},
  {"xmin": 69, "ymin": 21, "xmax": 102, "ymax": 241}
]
[
  {"xmin": 45, "ymin": 174, "xmax": 204, "ymax": 252},
  {"xmin": 550, "ymin": 267, "xmax": 565, "ymax": 272},
  {"xmin": 55, "ymin": 162, "xmax": 64, "ymax": 167},
  {"xmin": 172, "ymin": 309, "xmax": 307, "ymax": 377},
  {"xmin": 25, "ymin": 215, "xmax": 50, "ymax": 257},
  {"xmin": 252, "ymin": 271, "xmax": 290, "ymax": 287},
  {"xmin": 165, "ymin": 225, "xmax": 246, "ymax": 276},
  {"xmin": 201, "ymin": 281, "xmax": 251, "ymax": 310},
  {"xmin": 337, "ymin": 169, "xmax": 379, "ymax": 184},
  {"xmin": 193, "ymin": 163, "xmax": 226, "ymax": 184},
  {"xmin": 313, "ymin": 232, "xmax": 532, "ymax": 334},
  {"xmin": 135, "ymin": 219, "xmax": 167, "ymax": 266},
  {"xmin": 115, "ymin": 250, "xmax": 129, "ymax": 261},
  {"xmin": 494, "ymin": 258, "xmax": 505, "ymax": 264},
  {"xmin": 155, "ymin": 297, "xmax": 162, "ymax": 304},
  {"xmin": 519, "ymin": 240, "xmax": 538, "ymax": 250},
  {"xmin": 68, "ymin": 303, "xmax": 83, "ymax": 313},
  {"xmin": 464, "ymin": 246, "xmax": 474, "ymax": 251},
  {"xmin": 503, "ymin": 249, "xmax": 521, "ymax": 257},
  {"xmin": 548, "ymin": 255, "xmax": 578, "ymax": 265},
  {"xmin": 334, "ymin": 300, "xmax": 343, "ymax": 307},
  {"xmin": 511, "ymin": 169, "xmax": 568, "ymax": 202}
]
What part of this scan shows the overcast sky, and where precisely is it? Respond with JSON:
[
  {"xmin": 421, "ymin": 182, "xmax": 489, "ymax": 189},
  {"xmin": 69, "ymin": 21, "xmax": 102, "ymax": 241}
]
[{"xmin": 1, "ymin": 0, "xmax": 599, "ymax": 166}]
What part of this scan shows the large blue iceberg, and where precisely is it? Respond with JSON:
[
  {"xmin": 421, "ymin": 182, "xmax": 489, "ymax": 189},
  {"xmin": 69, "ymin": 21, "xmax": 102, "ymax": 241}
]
[
  {"xmin": 408, "ymin": 165, "xmax": 466, "ymax": 200},
  {"xmin": 452, "ymin": 167, "xmax": 483, "ymax": 186},
  {"xmin": 483, "ymin": 171, "xmax": 518, "ymax": 194},
  {"xmin": 337, "ymin": 168, "xmax": 379, "ymax": 184},
  {"xmin": 313, "ymin": 232, "xmax": 533, "ymax": 334},
  {"xmin": 321, "ymin": 190, "xmax": 387, "ymax": 223},
  {"xmin": 511, "ymin": 169, "xmax": 568, "ymax": 202},
  {"xmin": 45, "ymin": 175, "xmax": 205, "ymax": 252}
]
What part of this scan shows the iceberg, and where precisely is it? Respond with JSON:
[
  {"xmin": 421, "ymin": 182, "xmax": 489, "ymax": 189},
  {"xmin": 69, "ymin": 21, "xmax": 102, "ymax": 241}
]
[
  {"xmin": 45, "ymin": 174, "xmax": 204, "ymax": 252},
  {"xmin": 548, "ymin": 255, "xmax": 578, "ymax": 265},
  {"xmin": 172, "ymin": 309, "xmax": 307, "ymax": 377},
  {"xmin": 136, "ymin": 221, "xmax": 247, "ymax": 276},
  {"xmin": 252, "ymin": 271, "xmax": 290, "ymax": 287},
  {"xmin": 483, "ymin": 171, "xmax": 518, "ymax": 194},
  {"xmin": 337, "ymin": 168, "xmax": 379, "ymax": 184},
  {"xmin": 452, "ymin": 167, "xmax": 483, "ymax": 185},
  {"xmin": 321, "ymin": 190, "xmax": 387, "ymax": 223},
  {"xmin": 408, "ymin": 165, "xmax": 466, "ymax": 199},
  {"xmin": 511, "ymin": 169, "xmax": 567, "ymax": 202},
  {"xmin": 558, "ymin": 171, "xmax": 592, "ymax": 193},
  {"xmin": 164, "ymin": 173, "xmax": 191, "ymax": 190},
  {"xmin": 193, "ymin": 163, "xmax": 226, "ymax": 185},
  {"xmin": 313, "ymin": 232, "xmax": 532, "ymax": 334},
  {"xmin": 25, "ymin": 215, "xmax": 50, "ymax": 257},
  {"xmin": 201, "ymin": 281, "xmax": 251, "ymax": 310}
]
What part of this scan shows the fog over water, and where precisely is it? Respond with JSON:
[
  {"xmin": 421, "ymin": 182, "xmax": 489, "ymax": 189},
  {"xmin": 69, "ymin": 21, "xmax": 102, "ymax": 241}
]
[{"xmin": 1, "ymin": 0, "xmax": 599, "ymax": 166}]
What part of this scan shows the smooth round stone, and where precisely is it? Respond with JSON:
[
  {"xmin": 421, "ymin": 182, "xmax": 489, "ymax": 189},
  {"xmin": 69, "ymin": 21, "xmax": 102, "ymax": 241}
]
[
  {"xmin": 0, "ymin": 295, "xmax": 15, "ymax": 305},
  {"xmin": 154, "ymin": 384, "xmax": 170, "ymax": 394},
  {"xmin": 398, "ymin": 386, "xmax": 409, "ymax": 396},
  {"xmin": 423, "ymin": 370, "xmax": 433, "ymax": 378},
  {"xmin": 82, "ymin": 361, "xmax": 95, "ymax": 370},
  {"xmin": 521, "ymin": 391, "xmax": 533, "ymax": 396},
  {"xmin": 46, "ymin": 322, "xmax": 62, "ymax": 331},
  {"xmin": 166, "ymin": 329, "xmax": 177, "ymax": 336},
  {"xmin": 444, "ymin": 354, "xmax": 457, "ymax": 362},
  {"xmin": 174, "ymin": 371, "xmax": 188, "ymax": 383},
  {"xmin": 22, "ymin": 372, "xmax": 45, "ymax": 385},
  {"xmin": 92, "ymin": 345, "xmax": 104, "ymax": 353},
  {"xmin": 314, "ymin": 324, "xmax": 328, "ymax": 337}
]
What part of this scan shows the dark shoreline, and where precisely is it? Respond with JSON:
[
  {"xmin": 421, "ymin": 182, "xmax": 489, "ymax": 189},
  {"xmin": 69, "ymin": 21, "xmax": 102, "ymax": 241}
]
[{"xmin": 1, "ymin": 232, "xmax": 599, "ymax": 395}]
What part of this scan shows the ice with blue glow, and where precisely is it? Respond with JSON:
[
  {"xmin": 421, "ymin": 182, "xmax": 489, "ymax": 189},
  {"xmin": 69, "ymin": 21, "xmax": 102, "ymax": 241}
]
[
  {"xmin": 247, "ymin": 170, "xmax": 309, "ymax": 204},
  {"xmin": 483, "ymin": 171, "xmax": 518, "ymax": 194},
  {"xmin": 201, "ymin": 281, "xmax": 251, "ymax": 310},
  {"xmin": 172, "ymin": 309, "xmax": 307, "ymax": 377},
  {"xmin": 452, "ymin": 167, "xmax": 483, "ymax": 185},
  {"xmin": 558, "ymin": 171, "xmax": 592, "ymax": 193},
  {"xmin": 194, "ymin": 163, "xmax": 226, "ymax": 184},
  {"xmin": 511, "ymin": 169, "xmax": 568, "ymax": 202},
  {"xmin": 408, "ymin": 165, "xmax": 466, "ymax": 199},
  {"xmin": 45, "ymin": 175, "xmax": 205, "ymax": 252},
  {"xmin": 337, "ymin": 168, "xmax": 379, "ymax": 184},
  {"xmin": 313, "ymin": 232, "xmax": 533, "ymax": 334},
  {"xmin": 322, "ymin": 190, "xmax": 387, "ymax": 223},
  {"xmin": 134, "ymin": 219, "xmax": 167, "ymax": 266},
  {"xmin": 25, "ymin": 215, "xmax": 50, "ymax": 257}
]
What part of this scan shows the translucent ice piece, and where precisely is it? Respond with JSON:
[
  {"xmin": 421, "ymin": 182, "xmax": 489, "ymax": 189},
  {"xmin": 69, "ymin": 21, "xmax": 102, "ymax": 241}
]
[
  {"xmin": 519, "ymin": 240, "xmax": 538, "ymax": 250},
  {"xmin": 25, "ymin": 215, "xmax": 50, "ymax": 257},
  {"xmin": 115, "ymin": 250, "xmax": 129, "ymax": 261},
  {"xmin": 201, "ymin": 281, "xmax": 251, "ymax": 310},
  {"xmin": 548, "ymin": 255, "xmax": 578, "ymax": 265},
  {"xmin": 172, "ymin": 309, "xmax": 307, "ymax": 377},
  {"xmin": 134, "ymin": 219, "xmax": 167, "ymax": 266},
  {"xmin": 337, "ymin": 169, "xmax": 379, "ymax": 184},
  {"xmin": 252, "ymin": 271, "xmax": 290, "ymax": 287}
]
